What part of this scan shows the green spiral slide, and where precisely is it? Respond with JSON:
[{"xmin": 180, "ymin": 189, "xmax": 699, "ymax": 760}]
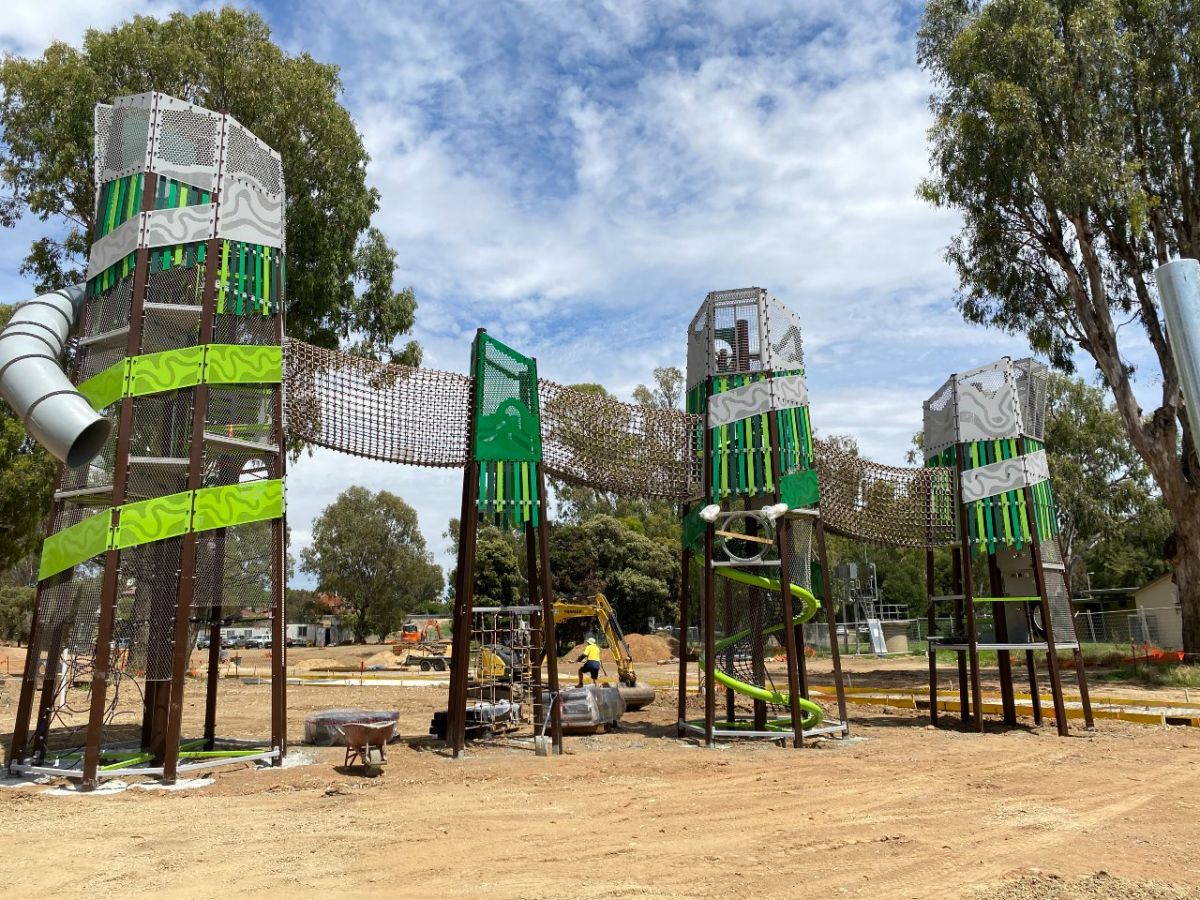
[{"xmin": 701, "ymin": 567, "xmax": 825, "ymax": 731}]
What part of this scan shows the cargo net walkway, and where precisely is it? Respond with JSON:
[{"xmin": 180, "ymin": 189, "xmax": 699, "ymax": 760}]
[{"xmin": 283, "ymin": 339, "xmax": 958, "ymax": 549}]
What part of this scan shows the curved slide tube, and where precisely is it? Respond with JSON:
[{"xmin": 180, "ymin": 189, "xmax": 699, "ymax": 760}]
[
  {"xmin": 0, "ymin": 284, "xmax": 110, "ymax": 467},
  {"xmin": 702, "ymin": 568, "xmax": 824, "ymax": 730}
]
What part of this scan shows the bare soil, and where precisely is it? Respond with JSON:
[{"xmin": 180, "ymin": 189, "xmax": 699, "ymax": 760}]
[{"xmin": 2, "ymin": 645, "xmax": 1198, "ymax": 899}]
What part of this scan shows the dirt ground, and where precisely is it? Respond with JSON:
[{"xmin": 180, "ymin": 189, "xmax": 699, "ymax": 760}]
[{"xmin": 1, "ymin": 646, "xmax": 1198, "ymax": 899}]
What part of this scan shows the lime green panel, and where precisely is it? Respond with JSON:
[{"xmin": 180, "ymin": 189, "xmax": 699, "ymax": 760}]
[
  {"xmin": 204, "ymin": 344, "xmax": 283, "ymax": 384},
  {"xmin": 113, "ymin": 491, "xmax": 194, "ymax": 550},
  {"xmin": 77, "ymin": 359, "xmax": 129, "ymax": 410},
  {"xmin": 39, "ymin": 512, "xmax": 112, "ymax": 581},
  {"xmin": 193, "ymin": 479, "xmax": 283, "ymax": 532},
  {"xmin": 129, "ymin": 347, "xmax": 205, "ymax": 396},
  {"xmin": 780, "ymin": 469, "xmax": 820, "ymax": 510}
]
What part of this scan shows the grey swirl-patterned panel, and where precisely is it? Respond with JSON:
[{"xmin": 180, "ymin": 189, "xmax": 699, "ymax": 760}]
[
  {"xmin": 86, "ymin": 216, "xmax": 141, "ymax": 279},
  {"xmin": 143, "ymin": 205, "xmax": 215, "ymax": 249},
  {"xmin": 954, "ymin": 360, "xmax": 1023, "ymax": 443},
  {"xmin": 217, "ymin": 177, "xmax": 284, "ymax": 248},
  {"xmin": 959, "ymin": 449, "xmax": 1050, "ymax": 503}
]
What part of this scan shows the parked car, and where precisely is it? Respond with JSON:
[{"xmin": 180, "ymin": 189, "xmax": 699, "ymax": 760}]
[
  {"xmin": 197, "ymin": 636, "xmax": 210, "ymax": 650},
  {"xmin": 245, "ymin": 636, "xmax": 272, "ymax": 649}
]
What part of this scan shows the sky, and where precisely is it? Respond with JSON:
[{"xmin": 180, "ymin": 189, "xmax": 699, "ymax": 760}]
[{"xmin": 0, "ymin": 1, "xmax": 1144, "ymax": 589}]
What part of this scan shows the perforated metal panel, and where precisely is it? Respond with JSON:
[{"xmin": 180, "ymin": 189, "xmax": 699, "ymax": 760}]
[{"xmin": 224, "ymin": 119, "xmax": 284, "ymax": 197}]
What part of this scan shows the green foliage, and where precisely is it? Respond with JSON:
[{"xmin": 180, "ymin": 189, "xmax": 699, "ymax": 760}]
[
  {"xmin": 550, "ymin": 515, "xmax": 678, "ymax": 631},
  {"xmin": 0, "ymin": 305, "xmax": 56, "ymax": 573},
  {"xmin": 444, "ymin": 518, "xmax": 527, "ymax": 606},
  {"xmin": 285, "ymin": 587, "xmax": 321, "ymax": 625},
  {"xmin": 1045, "ymin": 373, "xmax": 1169, "ymax": 589},
  {"xmin": 0, "ymin": 8, "xmax": 420, "ymax": 357},
  {"xmin": 0, "ymin": 585, "xmax": 35, "ymax": 644},
  {"xmin": 300, "ymin": 487, "xmax": 442, "ymax": 642},
  {"xmin": 632, "ymin": 366, "xmax": 684, "ymax": 410}
]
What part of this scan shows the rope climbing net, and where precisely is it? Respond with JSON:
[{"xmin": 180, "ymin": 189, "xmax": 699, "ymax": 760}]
[{"xmin": 282, "ymin": 339, "xmax": 958, "ymax": 548}]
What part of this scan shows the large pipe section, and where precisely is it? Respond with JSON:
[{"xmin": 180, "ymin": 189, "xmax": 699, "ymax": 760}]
[
  {"xmin": 0, "ymin": 284, "xmax": 110, "ymax": 467},
  {"xmin": 1158, "ymin": 259, "xmax": 1200, "ymax": 460}
]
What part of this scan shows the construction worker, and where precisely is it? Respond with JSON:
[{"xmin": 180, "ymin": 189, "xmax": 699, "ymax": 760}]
[{"xmin": 576, "ymin": 637, "xmax": 601, "ymax": 687}]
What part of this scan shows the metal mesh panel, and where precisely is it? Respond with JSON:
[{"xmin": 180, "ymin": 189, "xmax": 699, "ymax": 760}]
[
  {"xmin": 83, "ymin": 276, "xmax": 134, "ymax": 337},
  {"xmin": 128, "ymin": 390, "xmax": 195, "ymax": 461},
  {"xmin": 117, "ymin": 538, "xmax": 183, "ymax": 680},
  {"xmin": 30, "ymin": 563, "xmax": 104, "ymax": 663},
  {"xmin": 155, "ymin": 106, "xmax": 221, "ymax": 179},
  {"xmin": 213, "ymin": 313, "xmax": 275, "ymax": 346},
  {"xmin": 711, "ymin": 296, "xmax": 764, "ymax": 376},
  {"xmin": 145, "ymin": 257, "xmax": 206, "ymax": 307},
  {"xmin": 205, "ymin": 385, "xmax": 275, "ymax": 448},
  {"xmin": 225, "ymin": 122, "xmax": 284, "ymax": 196},
  {"xmin": 192, "ymin": 520, "xmax": 274, "ymax": 615},
  {"xmin": 715, "ymin": 577, "xmax": 787, "ymax": 710},
  {"xmin": 1013, "ymin": 358, "xmax": 1049, "ymax": 441},
  {"xmin": 97, "ymin": 102, "xmax": 151, "ymax": 180},
  {"xmin": 59, "ymin": 428, "xmax": 118, "ymax": 495},
  {"xmin": 686, "ymin": 306, "xmax": 709, "ymax": 393},
  {"xmin": 761, "ymin": 295, "xmax": 805, "ymax": 373}
]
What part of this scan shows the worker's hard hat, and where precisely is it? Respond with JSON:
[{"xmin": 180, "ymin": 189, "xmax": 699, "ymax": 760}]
[{"xmin": 586, "ymin": 637, "xmax": 597, "ymax": 645}]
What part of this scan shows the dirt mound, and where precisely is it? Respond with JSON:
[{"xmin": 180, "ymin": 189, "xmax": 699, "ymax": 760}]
[
  {"xmin": 561, "ymin": 633, "xmax": 674, "ymax": 664},
  {"xmin": 292, "ymin": 656, "xmax": 342, "ymax": 671}
]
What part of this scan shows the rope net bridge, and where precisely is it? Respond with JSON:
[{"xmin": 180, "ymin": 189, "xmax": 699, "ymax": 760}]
[{"xmin": 283, "ymin": 338, "xmax": 957, "ymax": 549}]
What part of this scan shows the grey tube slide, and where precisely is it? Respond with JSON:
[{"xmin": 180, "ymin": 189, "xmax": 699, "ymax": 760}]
[{"xmin": 0, "ymin": 284, "xmax": 111, "ymax": 467}]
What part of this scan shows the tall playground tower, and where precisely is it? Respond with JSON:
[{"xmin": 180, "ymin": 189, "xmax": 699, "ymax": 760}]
[
  {"xmin": 922, "ymin": 358, "xmax": 1094, "ymax": 732},
  {"xmin": 6, "ymin": 93, "xmax": 287, "ymax": 789},
  {"xmin": 677, "ymin": 288, "xmax": 849, "ymax": 746}
]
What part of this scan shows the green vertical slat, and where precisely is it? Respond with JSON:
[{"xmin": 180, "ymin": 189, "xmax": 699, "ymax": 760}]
[{"xmin": 237, "ymin": 243, "xmax": 246, "ymax": 315}]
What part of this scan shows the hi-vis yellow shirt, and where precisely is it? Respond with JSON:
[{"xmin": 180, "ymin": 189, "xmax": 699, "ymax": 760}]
[{"xmin": 584, "ymin": 643, "xmax": 601, "ymax": 662}]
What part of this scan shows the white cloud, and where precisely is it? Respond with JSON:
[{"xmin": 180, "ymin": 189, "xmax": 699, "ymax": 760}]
[{"xmin": 0, "ymin": 0, "xmax": 190, "ymax": 57}]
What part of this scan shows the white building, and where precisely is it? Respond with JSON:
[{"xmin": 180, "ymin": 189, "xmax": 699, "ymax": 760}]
[{"xmin": 1133, "ymin": 573, "xmax": 1184, "ymax": 650}]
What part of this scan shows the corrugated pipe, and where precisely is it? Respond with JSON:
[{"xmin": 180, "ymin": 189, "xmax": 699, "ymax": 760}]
[{"xmin": 0, "ymin": 284, "xmax": 111, "ymax": 467}]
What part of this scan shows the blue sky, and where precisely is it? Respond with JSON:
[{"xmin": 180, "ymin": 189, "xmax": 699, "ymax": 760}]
[{"xmin": 0, "ymin": 1, "xmax": 1154, "ymax": 587}]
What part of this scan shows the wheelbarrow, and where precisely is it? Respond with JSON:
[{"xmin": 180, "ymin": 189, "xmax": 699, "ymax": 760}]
[{"xmin": 338, "ymin": 719, "xmax": 397, "ymax": 774}]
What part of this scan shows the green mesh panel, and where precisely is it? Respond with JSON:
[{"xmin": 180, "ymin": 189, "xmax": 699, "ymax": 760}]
[
  {"xmin": 471, "ymin": 333, "xmax": 542, "ymax": 527},
  {"xmin": 205, "ymin": 344, "xmax": 282, "ymax": 384},
  {"xmin": 78, "ymin": 358, "xmax": 130, "ymax": 411},
  {"xmin": 128, "ymin": 346, "xmax": 206, "ymax": 395},
  {"xmin": 39, "ymin": 513, "xmax": 112, "ymax": 581},
  {"xmin": 113, "ymin": 491, "xmax": 195, "ymax": 550},
  {"xmin": 193, "ymin": 480, "xmax": 284, "ymax": 532}
]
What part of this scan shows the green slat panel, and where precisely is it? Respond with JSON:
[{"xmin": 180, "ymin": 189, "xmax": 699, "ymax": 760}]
[
  {"xmin": 204, "ymin": 344, "xmax": 283, "ymax": 384},
  {"xmin": 39, "ymin": 513, "xmax": 112, "ymax": 581},
  {"xmin": 193, "ymin": 479, "xmax": 284, "ymax": 532},
  {"xmin": 129, "ymin": 346, "xmax": 205, "ymax": 396},
  {"xmin": 77, "ymin": 358, "xmax": 129, "ymax": 410},
  {"xmin": 471, "ymin": 332, "xmax": 542, "ymax": 462},
  {"xmin": 113, "ymin": 491, "xmax": 194, "ymax": 550}
]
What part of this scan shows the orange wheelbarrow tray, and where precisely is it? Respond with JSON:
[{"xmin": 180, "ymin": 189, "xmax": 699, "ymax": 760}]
[{"xmin": 337, "ymin": 720, "xmax": 397, "ymax": 770}]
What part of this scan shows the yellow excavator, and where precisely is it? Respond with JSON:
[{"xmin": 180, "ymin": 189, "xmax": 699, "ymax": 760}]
[{"xmin": 553, "ymin": 594, "xmax": 656, "ymax": 710}]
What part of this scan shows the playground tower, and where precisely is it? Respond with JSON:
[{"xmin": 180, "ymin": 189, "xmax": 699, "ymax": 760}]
[
  {"xmin": 7, "ymin": 93, "xmax": 287, "ymax": 788},
  {"xmin": 677, "ymin": 288, "xmax": 849, "ymax": 745},
  {"xmin": 922, "ymin": 358, "xmax": 1093, "ymax": 732}
]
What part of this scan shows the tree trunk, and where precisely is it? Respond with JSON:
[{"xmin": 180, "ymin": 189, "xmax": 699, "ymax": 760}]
[{"xmin": 1169, "ymin": 500, "xmax": 1200, "ymax": 661}]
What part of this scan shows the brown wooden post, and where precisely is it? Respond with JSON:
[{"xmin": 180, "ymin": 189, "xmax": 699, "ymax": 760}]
[
  {"xmin": 813, "ymin": 517, "xmax": 849, "ymax": 731},
  {"xmin": 270, "ymin": 305, "xmax": 288, "ymax": 763},
  {"xmin": 987, "ymin": 552, "xmax": 1017, "ymax": 726},
  {"xmin": 701, "ymin": 386, "xmax": 716, "ymax": 747},
  {"xmin": 203, "ymin": 527, "xmax": 227, "ymax": 748},
  {"xmin": 1024, "ymin": 507, "xmax": 1069, "ymax": 736},
  {"xmin": 525, "ymin": 521, "xmax": 544, "ymax": 727},
  {"xmin": 926, "ymin": 548, "xmax": 938, "ymax": 726},
  {"xmin": 722, "ymin": 573, "xmax": 735, "ymax": 723},
  {"xmin": 955, "ymin": 443, "xmax": 984, "ymax": 732},
  {"xmin": 8, "ymin": 591, "xmax": 46, "ymax": 765},
  {"xmin": 80, "ymin": 171, "xmax": 158, "ymax": 791},
  {"xmin": 1059, "ymin": 562, "xmax": 1095, "ymax": 729},
  {"xmin": 774, "ymin": 513, "xmax": 806, "ymax": 748},
  {"xmin": 951, "ymin": 548, "xmax": 969, "ymax": 722},
  {"xmin": 535, "ymin": 462, "xmax": 562, "ymax": 753},
  {"xmin": 447, "ymin": 330, "xmax": 484, "ymax": 757},
  {"xmin": 161, "ymin": 233, "xmax": 220, "ymax": 783},
  {"xmin": 1025, "ymin": 648, "xmax": 1043, "ymax": 725},
  {"xmin": 676, "ymin": 545, "xmax": 692, "ymax": 737}
]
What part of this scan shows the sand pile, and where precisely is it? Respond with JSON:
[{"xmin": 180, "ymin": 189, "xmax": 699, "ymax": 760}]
[{"xmin": 292, "ymin": 656, "xmax": 342, "ymax": 671}]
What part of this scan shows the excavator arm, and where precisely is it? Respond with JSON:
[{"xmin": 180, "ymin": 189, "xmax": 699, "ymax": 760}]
[{"xmin": 552, "ymin": 594, "xmax": 639, "ymax": 687}]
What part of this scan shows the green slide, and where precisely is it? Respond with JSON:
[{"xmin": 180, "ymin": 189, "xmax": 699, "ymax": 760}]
[{"xmin": 701, "ymin": 567, "xmax": 825, "ymax": 730}]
